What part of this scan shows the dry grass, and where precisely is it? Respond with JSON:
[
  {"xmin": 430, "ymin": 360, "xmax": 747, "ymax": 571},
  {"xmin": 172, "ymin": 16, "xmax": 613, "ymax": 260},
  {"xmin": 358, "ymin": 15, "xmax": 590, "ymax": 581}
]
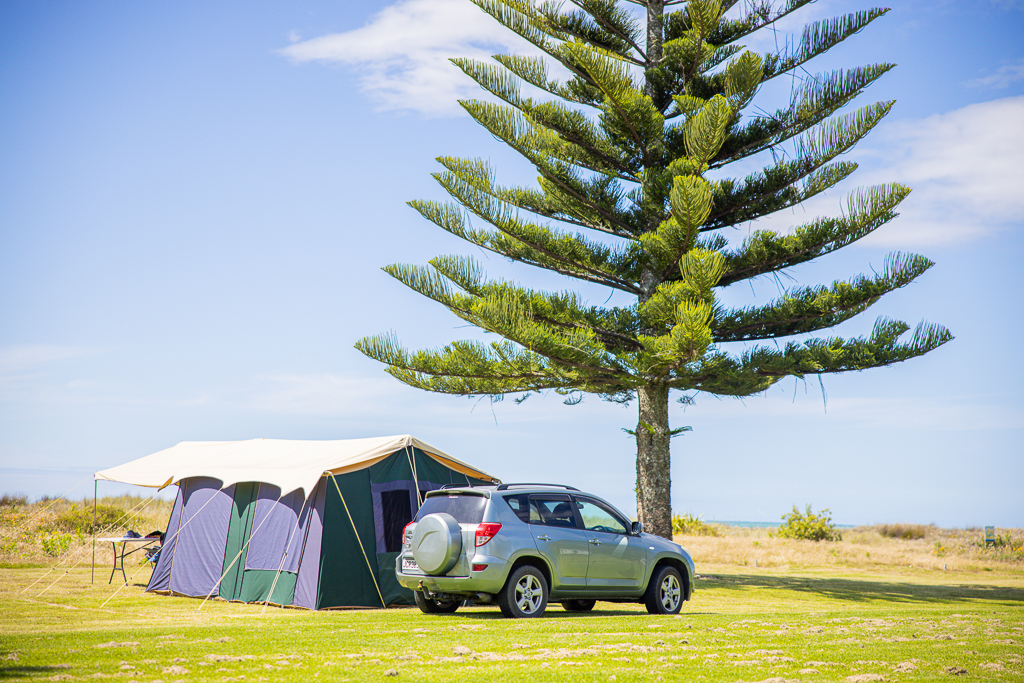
[
  {"xmin": 0, "ymin": 495, "xmax": 174, "ymax": 567},
  {"xmin": 877, "ymin": 522, "xmax": 932, "ymax": 540},
  {"xmin": 676, "ymin": 524, "xmax": 1024, "ymax": 573}
]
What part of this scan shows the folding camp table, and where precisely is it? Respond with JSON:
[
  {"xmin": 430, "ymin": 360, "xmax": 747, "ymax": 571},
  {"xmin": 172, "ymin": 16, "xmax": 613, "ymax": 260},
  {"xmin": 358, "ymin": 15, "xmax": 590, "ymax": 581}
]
[{"xmin": 97, "ymin": 536, "xmax": 160, "ymax": 584}]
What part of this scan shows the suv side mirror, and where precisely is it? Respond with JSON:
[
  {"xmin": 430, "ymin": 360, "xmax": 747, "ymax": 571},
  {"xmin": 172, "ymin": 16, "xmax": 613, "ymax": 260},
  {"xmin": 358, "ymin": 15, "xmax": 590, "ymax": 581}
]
[{"xmin": 631, "ymin": 521, "xmax": 643, "ymax": 535}]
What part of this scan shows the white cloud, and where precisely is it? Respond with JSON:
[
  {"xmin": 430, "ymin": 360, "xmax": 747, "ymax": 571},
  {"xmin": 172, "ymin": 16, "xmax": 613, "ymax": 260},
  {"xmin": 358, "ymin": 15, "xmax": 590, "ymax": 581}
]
[
  {"xmin": 278, "ymin": 0, "xmax": 529, "ymax": 116},
  {"xmin": 733, "ymin": 96, "xmax": 1024, "ymax": 247},
  {"xmin": 967, "ymin": 57, "xmax": 1024, "ymax": 89},
  {"xmin": 854, "ymin": 95, "xmax": 1024, "ymax": 246}
]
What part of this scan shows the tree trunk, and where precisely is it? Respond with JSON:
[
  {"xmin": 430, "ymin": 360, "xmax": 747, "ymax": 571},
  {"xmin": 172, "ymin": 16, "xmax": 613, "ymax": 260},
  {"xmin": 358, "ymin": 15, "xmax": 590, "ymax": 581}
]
[
  {"xmin": 645, "ymin": 0, "xmax": 664, "ymax": 86},
  {"xmin": 635, "ymin": 382, "xmax": 672, "ymax": 539}
]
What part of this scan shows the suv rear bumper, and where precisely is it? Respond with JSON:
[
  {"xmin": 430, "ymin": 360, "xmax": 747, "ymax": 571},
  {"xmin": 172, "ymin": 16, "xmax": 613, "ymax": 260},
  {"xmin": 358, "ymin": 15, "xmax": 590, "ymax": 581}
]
[{"xmin": 395, "ymin": 554, "xmax": 507, "ymax": 596}]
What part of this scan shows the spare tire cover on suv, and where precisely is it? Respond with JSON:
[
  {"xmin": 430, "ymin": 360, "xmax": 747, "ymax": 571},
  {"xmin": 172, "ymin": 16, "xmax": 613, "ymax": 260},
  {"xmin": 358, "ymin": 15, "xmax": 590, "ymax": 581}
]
[{"xmin": 411, "ymin": 513, "xmax": 463, "ymax": 575}]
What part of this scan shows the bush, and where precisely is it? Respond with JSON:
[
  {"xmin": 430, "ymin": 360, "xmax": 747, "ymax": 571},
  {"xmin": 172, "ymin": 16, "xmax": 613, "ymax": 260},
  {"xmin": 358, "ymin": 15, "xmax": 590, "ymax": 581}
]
[
  {"xmin": 775, "ymin": 505, "xmax": 842, "ymax": 542},
  {"xmin": 48, "ymin": 504, "xmax": 125, "ymax": 535},
  {"xmin": 672, "ymin": 513, "xmax": 721, "ymax": 536},
  {"xmin": 878, "ymin": 523, "xmax": 931, "ymax": 540},
  {"xmin": 0, "ymin": 493, "xmax": 28, "ymax": 506},
  {"xmin": 40, "ymin": 533, "xmax": 74, "ymax": 557}
]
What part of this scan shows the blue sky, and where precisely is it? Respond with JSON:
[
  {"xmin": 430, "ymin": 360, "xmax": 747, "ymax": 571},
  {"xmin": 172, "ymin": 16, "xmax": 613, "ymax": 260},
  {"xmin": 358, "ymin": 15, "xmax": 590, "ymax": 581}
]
[{"xmin": 1, "ymin": 0, "xmax": 1022, "ymax": 527}]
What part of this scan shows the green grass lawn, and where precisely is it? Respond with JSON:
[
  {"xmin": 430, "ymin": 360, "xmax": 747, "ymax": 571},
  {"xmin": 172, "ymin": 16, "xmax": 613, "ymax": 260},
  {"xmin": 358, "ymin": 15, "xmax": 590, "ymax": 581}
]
[{"xmin": 3, "ymin": 563, "xmax": 1022, "ymax": 682}]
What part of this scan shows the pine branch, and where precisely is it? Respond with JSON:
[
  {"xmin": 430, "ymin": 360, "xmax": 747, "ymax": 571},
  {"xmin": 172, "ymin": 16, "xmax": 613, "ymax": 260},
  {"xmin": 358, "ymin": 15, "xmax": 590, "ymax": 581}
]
[
  {"xmin": 711, "ymin": 64, "xmax": 894, "ymax": 168},
  {"xmin": 493, "ymin": 54, "xmax": 602, "ymax": 107},
  {"xmin": 739, "ymin": 317, "xmax": 954, "ymax": 378},
  {"xmin": 705, "ymin": 160, "xmax": 858, "ymax": 234},
  {"xmin": 458, "ymin": 99, "xmax": 642, "ymax": 233},
  {"xmin": 571, "ymin": 0, "xmax": 647, "ymax": 61},
  {"xmin": 437, "ymin": 155, "xmax": 637, "ymax": 237},
  {"xmin": 719, "ymin": 183, "xmax": 911, "ymax": 286},
  {"xmin": 538, "ymin": 1, "xmax": 645, "ymax": 63},
  {"xmin": 428, "ymin": 254, "xmax": 646, "ymax": 352},
  {"xmin": 704, "ymin": 98, "xmax": 893, "ymax": 231},
  {"xmin": 705, "ymin": 0, "xmax": 818, "ymax": 45},
  {"xmin": 452, "ymin": 58, "xmax": 639, "ymax": 179},
  {"xmin": 563, "ymin": 42, "xmax": 663, "ymax": 165},
  {"xmin": 761, "ymin": 9, "xmax": 889, "ymax": 82},
  {"xmin": 714, "ymin": 252, "xmax": 935, "ymax": 341},
  {"xmin": 409, "ymin": 198, "xmax": 643, "ymax": 294}
]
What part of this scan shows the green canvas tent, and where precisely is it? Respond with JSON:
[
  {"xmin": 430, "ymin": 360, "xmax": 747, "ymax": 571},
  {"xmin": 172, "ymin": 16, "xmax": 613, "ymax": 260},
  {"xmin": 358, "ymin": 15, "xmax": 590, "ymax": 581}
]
[{"xmin": 94, "ymin": 435, "xmax": 499, "ymax": 608}]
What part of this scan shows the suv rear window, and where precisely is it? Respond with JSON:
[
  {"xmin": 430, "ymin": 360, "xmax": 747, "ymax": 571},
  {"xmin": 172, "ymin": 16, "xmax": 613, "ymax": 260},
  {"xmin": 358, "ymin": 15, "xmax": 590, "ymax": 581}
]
[{"xmin": 416, "ymin": 493, "xmax": 487, "ymax": 524}]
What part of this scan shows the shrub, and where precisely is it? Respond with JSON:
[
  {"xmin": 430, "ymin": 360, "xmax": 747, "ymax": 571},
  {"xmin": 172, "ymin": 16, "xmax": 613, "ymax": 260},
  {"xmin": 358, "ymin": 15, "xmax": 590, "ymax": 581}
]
[
  {"xmin": 40, "ymin": 533, "xmax": 74, "ymax": 556},
  {"xmin": 672, "ymin": 513, "xmax": 721, "ymax": 536},
  {"xmin": 48, "ymin": 504, "xmax": 125, "ymax": 534},
  {"xmin": 775, "ymin": 505, "xmax": 842, "ymax": 542},
  {"xmin": 0, "ymin": 493, "xmax": 28, "ymax": 506},
  {"xmin": 878, "ymin": 523, "xmax": 931, "ymax": 540}
]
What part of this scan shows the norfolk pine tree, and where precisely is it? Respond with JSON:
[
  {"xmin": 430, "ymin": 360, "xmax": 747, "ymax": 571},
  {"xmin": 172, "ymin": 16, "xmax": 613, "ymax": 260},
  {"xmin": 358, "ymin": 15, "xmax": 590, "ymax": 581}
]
[{"xmin": 356, "ymin": 0, "xmax": 952, "ymax": 539}]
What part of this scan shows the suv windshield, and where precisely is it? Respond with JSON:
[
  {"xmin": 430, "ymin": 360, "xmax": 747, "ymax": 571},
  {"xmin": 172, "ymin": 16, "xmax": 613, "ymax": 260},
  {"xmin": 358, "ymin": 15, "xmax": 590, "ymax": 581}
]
[{"xmin": 416, "ymin": 493, "xmax": 487, "ymax": 524}]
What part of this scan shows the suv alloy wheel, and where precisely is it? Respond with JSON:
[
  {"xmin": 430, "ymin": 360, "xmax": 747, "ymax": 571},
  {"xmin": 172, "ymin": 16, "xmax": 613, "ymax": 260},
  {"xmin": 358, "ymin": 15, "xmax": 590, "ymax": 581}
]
[
  {"xmin": 644, "ymin": 565, "xmax": 683, "ymax": 615},
  {"xmin": 497, "ymin": 565, "xmax": 548, "ymax": 618}
]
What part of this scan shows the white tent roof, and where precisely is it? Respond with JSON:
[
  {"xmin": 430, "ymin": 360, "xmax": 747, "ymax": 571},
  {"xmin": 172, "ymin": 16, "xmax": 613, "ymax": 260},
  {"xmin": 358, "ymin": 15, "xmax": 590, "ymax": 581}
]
[{"xmin": 94, "ymin": 435, "xmax": 499, "ymax": 497}]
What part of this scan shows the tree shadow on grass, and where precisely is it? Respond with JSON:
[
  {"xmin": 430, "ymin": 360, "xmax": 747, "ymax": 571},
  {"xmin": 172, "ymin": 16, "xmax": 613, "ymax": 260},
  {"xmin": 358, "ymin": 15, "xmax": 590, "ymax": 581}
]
[
  {"xmin": 452, "ymin": 607, "xmax": 643, "ymax": 620},
  {"xmin": 701, "ymin": 574, "xmax": 1024, "ymax": 605},
  {"xmin": 0, "ymin": 665, "xmax": 73, "ymax": 680}
]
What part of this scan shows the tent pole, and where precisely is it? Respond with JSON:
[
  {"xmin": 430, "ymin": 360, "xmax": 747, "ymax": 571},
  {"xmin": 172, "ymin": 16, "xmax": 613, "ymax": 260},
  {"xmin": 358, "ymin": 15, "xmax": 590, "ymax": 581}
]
[
  {"xmin": 405, "ymin": 446, "xmax": 422, "ymax": 508},
  {"xmin": 91, "ymin": 480, "xmax": 97, "ymax": 585}
]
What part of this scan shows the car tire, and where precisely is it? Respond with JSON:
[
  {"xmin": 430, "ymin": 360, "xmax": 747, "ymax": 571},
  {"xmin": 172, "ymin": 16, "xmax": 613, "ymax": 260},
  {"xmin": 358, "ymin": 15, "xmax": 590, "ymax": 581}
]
[
  {"xmin": 414, "ymin": 590, "xmax": 461, "ymax": 614},
  {"xmin": 561, "ymin": 599, "xmax": 596, "ymax": 612},
  {"xmin": 497, "ymin": 565, "xmax": 548, "ymax": 618},
  {"xmin": 644, "ymin": 565, "xmax": 684, "ymax": 615}
]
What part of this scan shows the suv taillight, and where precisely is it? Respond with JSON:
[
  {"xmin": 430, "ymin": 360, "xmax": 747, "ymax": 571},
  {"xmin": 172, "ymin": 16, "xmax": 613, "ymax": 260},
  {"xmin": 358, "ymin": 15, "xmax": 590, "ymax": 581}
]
[
  {"xmin": 402, "ymin": 521, "xmax": 415, "ymax": 546},
  {"xmin": 475, "ymin": 522, "xmax": 502, "ymax": 547}
]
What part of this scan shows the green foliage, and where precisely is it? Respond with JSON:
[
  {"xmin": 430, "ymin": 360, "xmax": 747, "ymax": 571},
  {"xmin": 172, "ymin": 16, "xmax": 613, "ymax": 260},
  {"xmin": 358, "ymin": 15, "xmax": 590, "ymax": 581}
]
[
  {"xmin": 40, "ymin": 532, "xmax": 74, "ymax": 557},
  {"xmin": 0, "ymin": 493, "xmax": 28, "ymax": 506},
  {"xmin": 355, "ymin": 0, "xmax": 952, "ymax": 534},
  {"xmin": 47, "ymin": 504, "xmax": 125, "ymax": 535},
  {"xmin": 879, "ymin": 523, "xmax": 931, "ymax": 540},
  {"xmin": 775, "ymin": 504, "xmax": 842, "ymax": 542},
  {"xmin": 358, "ymin": 0, "xmax": 950, "ymax": 400},
  {"xmin": 671, "ymin": 512, "xmax": 720, "ymax": 536}
]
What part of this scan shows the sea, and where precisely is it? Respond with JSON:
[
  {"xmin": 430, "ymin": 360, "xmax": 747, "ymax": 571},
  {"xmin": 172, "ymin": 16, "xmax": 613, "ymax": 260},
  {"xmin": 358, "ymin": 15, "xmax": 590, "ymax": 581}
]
[{"xmin": 712, "ymin": 520, "xmax": 857, "ymax": 529}]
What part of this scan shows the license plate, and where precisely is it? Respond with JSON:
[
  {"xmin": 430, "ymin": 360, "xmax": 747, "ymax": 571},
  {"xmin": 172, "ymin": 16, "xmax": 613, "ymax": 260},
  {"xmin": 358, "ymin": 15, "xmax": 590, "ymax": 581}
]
[{"xmin": 402, "ymin": 557, "xmax": 419, "ymax": 572}]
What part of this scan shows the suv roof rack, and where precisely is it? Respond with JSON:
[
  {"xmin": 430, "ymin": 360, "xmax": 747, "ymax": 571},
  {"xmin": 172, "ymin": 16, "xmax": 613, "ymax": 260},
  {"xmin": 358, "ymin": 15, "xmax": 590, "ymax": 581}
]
[{"xmin": 495, "ymin": 483, "xmax": 580, "ymax": 492}]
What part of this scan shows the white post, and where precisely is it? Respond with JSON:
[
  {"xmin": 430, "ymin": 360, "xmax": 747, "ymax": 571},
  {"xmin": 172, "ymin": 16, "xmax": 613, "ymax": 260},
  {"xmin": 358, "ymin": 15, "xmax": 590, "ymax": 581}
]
[{"xmin": 91, "ymin": 480, "xmax": 97, "ymax": 585}]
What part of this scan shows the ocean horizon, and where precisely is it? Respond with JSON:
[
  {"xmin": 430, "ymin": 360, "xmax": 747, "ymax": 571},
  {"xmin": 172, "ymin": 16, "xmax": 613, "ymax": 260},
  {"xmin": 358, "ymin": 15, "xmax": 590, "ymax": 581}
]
[{"xmin": 710, "ymin": 520, "xmax": 857, "ymax": 529}]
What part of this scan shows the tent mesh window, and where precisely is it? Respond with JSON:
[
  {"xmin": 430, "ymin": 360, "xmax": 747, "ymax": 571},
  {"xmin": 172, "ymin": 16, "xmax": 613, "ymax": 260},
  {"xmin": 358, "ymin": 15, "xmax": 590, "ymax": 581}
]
[{"xmin": 380, "ymin": 489, "xmax": 413, "ymax": 553}]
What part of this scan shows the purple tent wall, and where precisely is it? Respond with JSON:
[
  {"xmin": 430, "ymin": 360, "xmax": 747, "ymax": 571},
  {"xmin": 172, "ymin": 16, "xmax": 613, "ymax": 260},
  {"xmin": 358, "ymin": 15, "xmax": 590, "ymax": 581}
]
[
  {"xmin": 164, "ymin": 477, "xmax": 234, "ymax": 597},
  {"xmin": 147, "ymin": 485, "xmax": 184, "ymax": 592},
  {"xmin": 292, "ymin": 478, "xmax": 326, "ymax": 609},
  {"xmin": 245, "ymin": 487, "xmax": 307, "ymax": 572}
]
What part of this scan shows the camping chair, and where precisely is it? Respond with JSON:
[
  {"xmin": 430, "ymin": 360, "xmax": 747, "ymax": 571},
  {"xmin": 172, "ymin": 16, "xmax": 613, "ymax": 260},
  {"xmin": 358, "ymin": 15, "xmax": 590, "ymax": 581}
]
[{"xmin": 144, "ymin": 530, "xmax": 163, "ymax": 565}]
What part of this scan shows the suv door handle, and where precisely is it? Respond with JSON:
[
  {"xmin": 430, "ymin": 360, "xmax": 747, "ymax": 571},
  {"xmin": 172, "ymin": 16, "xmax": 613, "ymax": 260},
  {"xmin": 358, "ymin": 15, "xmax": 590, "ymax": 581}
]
[
  {"xmin": 536, "ymin": 534, "xmax": 551, "ymax": 541},
  {"xmin": 588, "ymin": 538, "xmax": 602, "ymax": 546}
]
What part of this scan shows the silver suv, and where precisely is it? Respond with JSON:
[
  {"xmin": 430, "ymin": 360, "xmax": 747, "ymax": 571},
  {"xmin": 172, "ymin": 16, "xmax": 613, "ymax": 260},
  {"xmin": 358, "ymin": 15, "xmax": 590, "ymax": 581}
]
[{"xmin": 396, "ymin": 483, "xmax": 695, "ymax": 618}]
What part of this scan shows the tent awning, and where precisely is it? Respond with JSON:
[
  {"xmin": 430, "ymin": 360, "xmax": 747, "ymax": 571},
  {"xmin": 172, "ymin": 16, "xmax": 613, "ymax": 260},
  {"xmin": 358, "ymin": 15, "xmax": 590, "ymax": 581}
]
[{"xmin": 94, "ymin": 435, "xmax": 499, "ymax": 496}]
